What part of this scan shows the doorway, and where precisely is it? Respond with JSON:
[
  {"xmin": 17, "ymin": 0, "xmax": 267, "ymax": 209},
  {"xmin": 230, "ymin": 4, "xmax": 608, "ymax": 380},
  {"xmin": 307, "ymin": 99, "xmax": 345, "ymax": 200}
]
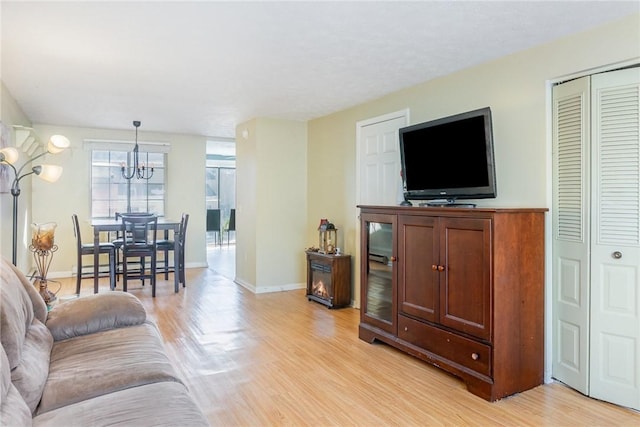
[{"xmin": 206, "ymin": 139, "xmax": 236, "ymax": 279}]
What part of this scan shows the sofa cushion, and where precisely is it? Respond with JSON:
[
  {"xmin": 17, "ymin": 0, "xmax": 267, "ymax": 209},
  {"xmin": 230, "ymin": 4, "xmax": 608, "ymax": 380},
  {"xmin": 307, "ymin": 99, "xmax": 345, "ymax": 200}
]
[
  {"xmin": 1, "ymin": 257, "xmax": 53, "ymax": 414},
  {"xmin": 6, "ymin": 259, "xmax": 47, "ymax": 324},
  {"xmin": 0, "ymin": 259, "xmax": 38, "ymax": 369},
  {"xmin": 37, "ymin": 321, "xmax": 182, "ymax": 414},
  {"xmin": 10, "ymin": 319, "xmax": 53, "ymax": 414},
  {"xmin": 0, "ymin": 345, "xmax": 32, "ymax": 426},
  {"xmin": 33, "ymin": 382, "xmax": 209, "ymax": 427},
  {"xmin": 46, "ymin": 292, "xmax": 146, "ymax": 341}
]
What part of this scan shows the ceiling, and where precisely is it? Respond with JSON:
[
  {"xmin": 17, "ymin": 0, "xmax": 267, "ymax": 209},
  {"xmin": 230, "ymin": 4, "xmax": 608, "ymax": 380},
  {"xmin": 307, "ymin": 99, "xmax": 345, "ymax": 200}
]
[{"xmin": 2, "ymin": 1, "xmax": 638, "ymax": 138}]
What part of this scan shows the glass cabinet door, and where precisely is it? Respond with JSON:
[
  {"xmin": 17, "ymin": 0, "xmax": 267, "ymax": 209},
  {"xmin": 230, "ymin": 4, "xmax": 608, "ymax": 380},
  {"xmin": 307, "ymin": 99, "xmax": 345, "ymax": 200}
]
[{"xmin": 361, "ymin": 212, "xmax": 397, "ymax": 335}]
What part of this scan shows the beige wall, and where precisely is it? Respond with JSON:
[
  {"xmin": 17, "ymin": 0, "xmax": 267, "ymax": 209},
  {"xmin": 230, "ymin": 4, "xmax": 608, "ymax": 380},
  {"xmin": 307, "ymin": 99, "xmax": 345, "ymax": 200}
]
[
  {"xmin": 28, "ymin": 124, "xmax": 208, "ymax": 277},
  {"xmin": 236, "ymin": 118, "xmax": 308, "ymax": 293},
  {"xmin": 307, "ymin": 14, "xmax": 640, "ymax": 307},
  {"xmin": 1, "ymin": 83, "xmax": 35, "ymax": 270},
  {"xmin": 235, "ymin": 119, "xmax": 258, "ymax": 287}
]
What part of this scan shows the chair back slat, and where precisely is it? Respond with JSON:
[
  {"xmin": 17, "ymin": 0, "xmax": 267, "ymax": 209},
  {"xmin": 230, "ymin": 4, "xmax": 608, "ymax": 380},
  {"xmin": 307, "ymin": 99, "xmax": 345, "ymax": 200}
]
[
  {"xmin": 178, "ymin": 213, "xmax": 189, "ymax": 247},
  {"xmin": 121, "ymin": 214, "xmax": 158, "ymax": 251},
  {"xmin": 72, "ymin": 214, "xmax": 82, "ymax": 249}
]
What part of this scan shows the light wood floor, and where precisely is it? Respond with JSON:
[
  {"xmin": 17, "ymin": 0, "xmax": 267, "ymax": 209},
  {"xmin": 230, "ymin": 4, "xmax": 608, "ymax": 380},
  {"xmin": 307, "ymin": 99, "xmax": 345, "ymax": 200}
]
[{"xmin": 55, "ymin": 268, "xmax": 639, "ymax": 426}]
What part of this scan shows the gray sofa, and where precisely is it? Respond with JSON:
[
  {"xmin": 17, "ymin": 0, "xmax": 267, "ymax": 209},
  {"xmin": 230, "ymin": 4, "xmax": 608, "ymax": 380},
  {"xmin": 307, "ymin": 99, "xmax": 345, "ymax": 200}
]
[{"xmin": 0, "ymin": 257, "xmax": 209, "ymax": 426}]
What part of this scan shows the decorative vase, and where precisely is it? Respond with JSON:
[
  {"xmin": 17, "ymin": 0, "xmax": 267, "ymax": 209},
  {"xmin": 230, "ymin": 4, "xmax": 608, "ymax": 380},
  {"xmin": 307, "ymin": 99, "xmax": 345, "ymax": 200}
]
[
  {"xmin": 30, "ymin": 222, "xmax": 59, "ymax": 308},
  {"xmin": 31, "ymin": 222, "xmax": 57, "ymax": 251}
]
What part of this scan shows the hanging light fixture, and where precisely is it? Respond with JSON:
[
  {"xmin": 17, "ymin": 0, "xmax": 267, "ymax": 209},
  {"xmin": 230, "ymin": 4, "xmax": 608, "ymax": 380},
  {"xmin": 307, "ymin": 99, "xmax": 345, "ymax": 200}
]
[{"xmin": 121, "ymin": 120, "xmax": 153, "ymax": 180}]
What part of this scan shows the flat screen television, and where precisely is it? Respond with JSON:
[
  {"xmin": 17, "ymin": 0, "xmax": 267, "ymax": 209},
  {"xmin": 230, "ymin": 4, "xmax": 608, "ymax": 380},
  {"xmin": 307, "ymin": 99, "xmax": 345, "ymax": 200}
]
[{"xmin": 399, "ymin": 107, "xmax": 496, "ymax": 206}]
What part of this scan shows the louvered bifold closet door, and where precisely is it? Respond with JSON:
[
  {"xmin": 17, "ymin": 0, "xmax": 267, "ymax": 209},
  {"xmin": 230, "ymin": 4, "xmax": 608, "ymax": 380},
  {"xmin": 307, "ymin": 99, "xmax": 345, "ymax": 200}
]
[
  {"xmin": 552, "ymin": 76, "xmax": 591, "ymax": 394},
  {"xmin": 589, "ymin": 67, "xmax": 640, "ymax": 411}
]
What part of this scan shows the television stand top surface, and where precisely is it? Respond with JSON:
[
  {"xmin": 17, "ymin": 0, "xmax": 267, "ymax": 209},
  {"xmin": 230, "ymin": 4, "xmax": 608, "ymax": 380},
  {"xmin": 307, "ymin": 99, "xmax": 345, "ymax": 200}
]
[
  {"xmin": 420, "ymin": 202, "xmax": 476, "ymax": 208},
  {"xmin": 413, "ymin": 199, "xmax": 477, "ymax": 208}
]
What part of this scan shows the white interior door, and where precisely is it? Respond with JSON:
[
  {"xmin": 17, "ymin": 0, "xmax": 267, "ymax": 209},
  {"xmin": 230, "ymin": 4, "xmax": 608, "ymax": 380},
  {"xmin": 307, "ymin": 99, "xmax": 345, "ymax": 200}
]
[
  {"xmin": 589, "ymin": 67, "xmax": 640, "ymax": 410},
  {"xmin": 552, "ymin": 76, "xmax": 591, "ymax": 395},
  {"xmin": 354, "ymin": 110, "xmax": 408, "ymax": 309},
  {"xmin": 357, "ymin": 111, "xmax": 408, "ymax": 206}
]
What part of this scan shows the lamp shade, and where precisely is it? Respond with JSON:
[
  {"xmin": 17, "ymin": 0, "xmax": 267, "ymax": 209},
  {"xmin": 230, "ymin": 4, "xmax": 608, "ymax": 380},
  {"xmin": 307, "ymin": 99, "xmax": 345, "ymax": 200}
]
[
  {"xmin": 33, "ymin": 165, "xmax": 63, "ymax": 182},
  {"xmin": 47, "ymin": 135, "xmax": 71, "ymax": 154},
  {"xmin": 0, "ymin": 147, "xmax": 19, "ymax": 164}
]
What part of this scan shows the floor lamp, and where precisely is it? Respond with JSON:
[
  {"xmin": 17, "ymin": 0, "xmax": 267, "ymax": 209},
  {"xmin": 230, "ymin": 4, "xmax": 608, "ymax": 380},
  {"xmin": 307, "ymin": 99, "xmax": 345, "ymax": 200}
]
[{"xmin": 0, "ymin": 134, "xmax": 70, "ymax": 265}]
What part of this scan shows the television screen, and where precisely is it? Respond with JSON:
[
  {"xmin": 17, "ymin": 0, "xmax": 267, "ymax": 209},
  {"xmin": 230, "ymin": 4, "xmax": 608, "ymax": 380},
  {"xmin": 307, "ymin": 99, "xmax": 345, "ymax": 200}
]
[{"xmin": 399, "ymin": 107, "xmax": 496, "ymax": 204}]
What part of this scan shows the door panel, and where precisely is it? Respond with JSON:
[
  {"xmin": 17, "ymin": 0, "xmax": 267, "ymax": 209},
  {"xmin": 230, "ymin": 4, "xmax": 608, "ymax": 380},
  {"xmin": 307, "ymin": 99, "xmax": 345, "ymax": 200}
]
[
  {"xmin": 361, "ymin": 213, "xmax": 397, "ymax": 335},
  {"xmin": 398, "ymin": 215, "xmax": 438, "ymax": 322},
  {"xmin": 358, "ymin": 114, "xmax": 407, "ymax": 205},
  {"xmin": 589, "ymin": 67, "xmax": 640, "ymax": 410},
  {"xmin": 552, "ymin": 76, "xmax": 591, "ymax": 394},
  {"xmin": 439, "ymin": 217, "xmax": 492, "ymax": 341}
]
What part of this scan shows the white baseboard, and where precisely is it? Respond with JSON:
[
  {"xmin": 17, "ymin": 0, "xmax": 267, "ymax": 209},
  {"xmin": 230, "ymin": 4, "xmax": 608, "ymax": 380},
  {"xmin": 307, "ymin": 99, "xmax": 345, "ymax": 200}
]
[
  {"xmin": 45, "ymin": 262, "xmax": 208, "ymax": 280},
  {"xmin": 234, "ymin": 278, "xmax": 305, "ymax": 294}
]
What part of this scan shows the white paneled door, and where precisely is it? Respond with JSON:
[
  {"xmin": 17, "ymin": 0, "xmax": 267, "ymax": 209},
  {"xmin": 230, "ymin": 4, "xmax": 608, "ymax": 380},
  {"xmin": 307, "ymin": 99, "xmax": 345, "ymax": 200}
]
[
  {"xmin": 357, "ymin": 111, "xmax": 408, "ymax": 206},
  {"xmin": 552, "ymin": 76, "xmax": 591, "ymax": 395},
  {"xmin": 589, "ymin": 68, "xmax": 640, "ymax": 410},
  {"xmin": 553, "ymin": 66, "xmax": 640, "ymax": 411},
  {"xmin": 354, "ymin": 110, "xmax": 408, "ymax": 310}
]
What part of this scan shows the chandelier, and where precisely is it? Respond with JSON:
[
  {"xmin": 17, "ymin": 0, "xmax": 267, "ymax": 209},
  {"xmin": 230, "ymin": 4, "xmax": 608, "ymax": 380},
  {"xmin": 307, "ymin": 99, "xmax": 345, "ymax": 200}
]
[{"xmin": 121, "ymin": 120, "xmax": 153, "ymax": 180}]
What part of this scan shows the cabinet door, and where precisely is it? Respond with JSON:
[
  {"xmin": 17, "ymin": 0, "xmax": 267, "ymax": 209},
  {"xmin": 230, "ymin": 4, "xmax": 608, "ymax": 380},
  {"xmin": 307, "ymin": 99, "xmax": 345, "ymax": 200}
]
[
  {"xmin": 398, "ymin": 214, "xmax": 438, "ymax": 323},
  {"xmin": 438, "ymin": 217, "xmax": 492, "ymax": 341},
  {"xmin": 361, "ymin": 212, "xmax": 397, "ymax": 335}
]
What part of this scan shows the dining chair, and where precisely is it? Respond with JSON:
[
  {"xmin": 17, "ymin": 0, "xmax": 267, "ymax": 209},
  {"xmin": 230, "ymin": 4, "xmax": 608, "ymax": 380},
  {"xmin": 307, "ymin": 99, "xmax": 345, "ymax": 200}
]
[
  {"xmin": 206, "ymin": 208, "xmax": 221, "ymax": 245},
  {"xmin": 112, "ymin": 212, "xmax": 151, "ymax": 280},
  {"xmin": 120, "ymin": 214, "xmax": 158, "ymax": 297},
  {"xmin": 72, "ymin": 214, "xmax": 116, "ymax": 294},
  {"xmin": 224, "ymin": 208, "xmax": 235, "ymax": 246},
  {"xmin": 157, "ymin": 213, "xmax": 189, "ymax": 286}
]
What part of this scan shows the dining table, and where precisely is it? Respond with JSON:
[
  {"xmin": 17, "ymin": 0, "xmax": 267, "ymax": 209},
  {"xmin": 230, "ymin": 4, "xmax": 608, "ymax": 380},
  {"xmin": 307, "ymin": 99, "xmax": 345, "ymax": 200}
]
[{"xmin": 90, "ymin": 218, "xmax": 181, "ymax": 294}]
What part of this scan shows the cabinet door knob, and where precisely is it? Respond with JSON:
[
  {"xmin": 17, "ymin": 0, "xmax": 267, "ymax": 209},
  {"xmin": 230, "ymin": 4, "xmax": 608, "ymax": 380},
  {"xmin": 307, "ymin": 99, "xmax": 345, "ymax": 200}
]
[
  {"xmin": 390, "ymin": 256, "xmax": 397, "ymax": 262},
  {"xmin": 431, "ymin": 264, "xmax": 438, "ymax": 271},
  {"xmin": 471, "ymin": 353, "xmax": 479, "ymax": 360},
  {"xmin": 438, "ymin": 265, "xmax": 445, "ymax": 272},
  {"xmin": 404, "ymin": 326, "xmax": 408, "ymax": 332}
]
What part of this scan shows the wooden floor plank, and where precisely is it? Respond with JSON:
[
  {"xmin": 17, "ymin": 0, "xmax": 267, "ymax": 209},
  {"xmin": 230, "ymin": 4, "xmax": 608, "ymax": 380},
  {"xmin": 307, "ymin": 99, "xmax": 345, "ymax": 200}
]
[{"xmin": 53, "ymin": 268, "xmax": 639, "ymax": 426}]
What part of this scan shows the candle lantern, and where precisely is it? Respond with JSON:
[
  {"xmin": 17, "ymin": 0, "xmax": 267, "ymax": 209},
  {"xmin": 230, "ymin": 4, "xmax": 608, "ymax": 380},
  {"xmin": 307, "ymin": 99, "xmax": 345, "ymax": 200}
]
[{"xmin": 318, "ymin": 219, "xmax": 338, "ymax": 254}]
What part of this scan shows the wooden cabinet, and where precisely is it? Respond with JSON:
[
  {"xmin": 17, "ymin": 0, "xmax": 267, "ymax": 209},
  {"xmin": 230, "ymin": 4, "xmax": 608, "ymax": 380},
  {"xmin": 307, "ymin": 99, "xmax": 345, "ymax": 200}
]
[
  {"xmin": 359, "ymin": 205, "xmax": 546, "ymax": 401},
  {"xmin": 306, "ymin": 251, "xmax": 351, "ymax": 308}
]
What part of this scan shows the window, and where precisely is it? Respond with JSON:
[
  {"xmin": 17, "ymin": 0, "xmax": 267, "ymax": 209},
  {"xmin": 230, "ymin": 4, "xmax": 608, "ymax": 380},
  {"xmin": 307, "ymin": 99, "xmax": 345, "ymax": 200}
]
[{"xmin": 91, "ymin": 149, "xmax": 166, "ymax": 218}]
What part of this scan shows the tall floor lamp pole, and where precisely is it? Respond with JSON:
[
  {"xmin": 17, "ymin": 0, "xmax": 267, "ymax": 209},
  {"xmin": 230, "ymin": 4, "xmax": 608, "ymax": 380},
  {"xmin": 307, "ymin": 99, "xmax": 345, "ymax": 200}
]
[{"xmin": 1, "ymin": 135, "xmax": 69, "ymax": 265}]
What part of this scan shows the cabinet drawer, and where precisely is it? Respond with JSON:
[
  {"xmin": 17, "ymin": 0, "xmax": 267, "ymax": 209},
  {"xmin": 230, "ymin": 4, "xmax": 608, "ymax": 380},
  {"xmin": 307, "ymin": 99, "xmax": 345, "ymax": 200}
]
[{"xmin": 398, "ymin": 315, "xmax": 491, "ymax": 377}]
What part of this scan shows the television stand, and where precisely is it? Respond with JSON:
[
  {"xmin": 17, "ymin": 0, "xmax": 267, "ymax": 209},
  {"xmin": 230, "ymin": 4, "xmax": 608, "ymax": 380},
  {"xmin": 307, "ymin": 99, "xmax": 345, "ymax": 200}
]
[{"xmin": 419, "ymin": 199, "xmax": 477, "ymax": 208}]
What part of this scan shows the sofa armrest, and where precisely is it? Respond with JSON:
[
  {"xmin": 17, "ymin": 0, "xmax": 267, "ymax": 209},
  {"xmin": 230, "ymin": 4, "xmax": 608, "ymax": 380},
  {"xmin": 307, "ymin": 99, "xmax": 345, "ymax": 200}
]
[{"xmin": 46, "ymin": 292, "xmax": 147, "ymax": 341}]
